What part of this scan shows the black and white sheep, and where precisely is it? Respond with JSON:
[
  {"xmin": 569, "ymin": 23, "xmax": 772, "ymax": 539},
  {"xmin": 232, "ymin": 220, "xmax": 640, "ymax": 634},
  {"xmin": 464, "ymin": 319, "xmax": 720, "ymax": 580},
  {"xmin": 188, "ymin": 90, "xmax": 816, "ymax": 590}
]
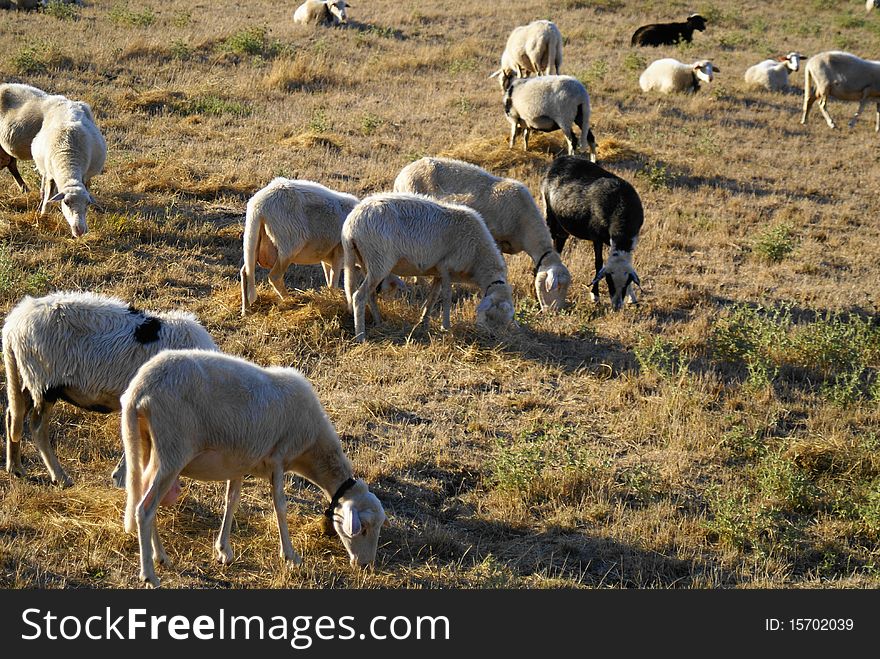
[
  {"xmin": 744, "ymin": 53, "xmax": 805, "ymax": 92},
  {"xmin": 541, "ymin": 155, "xmax": 644, "ymax": 310},
  {"xmin": 293, "ymin": 0, "xmax": 350, "ymax": 26},
  {"xmin": 3, "ymin": 291, "xmax": 217, "ymax": 487},
  {"xmin": 639, "ymin": 58, "xmax": 719, "ymax": 94},
  {"xmin": 631, "ymin": 14, "xmax": 707, "ymax": 47},
  {"xmin": 393, "ymin": 156, "xmax": 571, "ymax": 312},
  {"xmin": 494, "ymin": 73, "xmax": 598, "ymax": 159},
  {"xmin": 341, "ymin": 192, "xmax": 516, "ymax": 342},
  {"xmin": 122, "ymin": 349, "xmax": 386, "ymax": 587},
  {"xmin": 492, "ymin": 20, "xmax": 563, "ymax": 83},
  {"xmin": 801, "ymin": 50, "xmax": 880, "ymax": 131}
]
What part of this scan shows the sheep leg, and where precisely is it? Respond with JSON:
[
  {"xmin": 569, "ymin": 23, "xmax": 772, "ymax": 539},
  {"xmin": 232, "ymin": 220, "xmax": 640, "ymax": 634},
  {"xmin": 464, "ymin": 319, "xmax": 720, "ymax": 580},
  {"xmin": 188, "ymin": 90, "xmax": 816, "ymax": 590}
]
[
  {"xmin": 4, "ymin": 384, "xmax": 30, "ymax": 478},
  {"xmin": 214, "ymin": 478, "xmax": 242, "ymax": 564},
  {"xmin": 30, "ymin": 402, "xmax": 72, "ymax": 487},
  {"xmin": 876, "ymin": 103, "xmax": 880, "ymax": 132},
  {"xmin": 367, "ymin": 288, "xmax": 382, "ymax": 325},
  {"xmin": 591, "ymin": 242, "xmax": 604, "ymax": 303},
  {"xmin": 267, "ymin": 259, "xmax": 291, "ymax": 301},
  {"xmin": 562, "ymin": 126, "xmax": 577, "ymax": 156},
  {"xmin": 849, "ymin": 94, "xmax": 869, "ymax": 128},
  {"xmin": 270, "ymin": 464, "xmax": 302, "ymax": 564},
  {"xmin": 352, "ymin": 277, "xmax": 372, "ymax": 342},
  {"xmin": 136, "ymin": 468, "xmax": 179, "ymax": 587},
  {"xmin": 522, "ymin": 127, "xmax": 530, "ymax": 151},
  {"xmin": 817, "ymin": 97, "xmax": 836, "ymax": 129},
  {"xmin": 419, "ymin": 279, "xmax": 442, "ymax": 329},
  {"xmin": 801, "ymin": 89, "xmax": 817, "ymax": 126},
  {"xmin": 38, "ymin": 176, "xmax": 53, "ymax": 217},
  {"xmin": 508, "ymin": 121, "xmax": 520, "ymax": 149},
  {"xmin": 440, "ymin": 270, "xmax": 452, "ymax": 330},
  {"xmin": 6, "ymin": 158, "xmax": 28, "ymax": 192},
  {"xmin": 324, "ymin": 247, "xmax": 344, "ymax": 289}
]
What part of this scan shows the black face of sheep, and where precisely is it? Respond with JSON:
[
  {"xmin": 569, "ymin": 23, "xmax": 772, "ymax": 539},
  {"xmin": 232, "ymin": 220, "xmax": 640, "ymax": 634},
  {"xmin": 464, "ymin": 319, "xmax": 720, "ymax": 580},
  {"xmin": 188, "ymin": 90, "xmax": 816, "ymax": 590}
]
[{"xmin": 541, "ymin": 155, "xmax": 644, "ymax": 310}]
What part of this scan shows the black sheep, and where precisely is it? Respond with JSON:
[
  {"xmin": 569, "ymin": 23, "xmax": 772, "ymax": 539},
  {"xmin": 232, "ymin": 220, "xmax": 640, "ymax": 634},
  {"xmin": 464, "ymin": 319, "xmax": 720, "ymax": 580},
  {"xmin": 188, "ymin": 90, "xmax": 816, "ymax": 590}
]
[
  {"xmin": 631, "ymin": 14, "xmax": 707, "ymax": 47},
  {"xmin": 541, "ymin": 156, "xmax": 644, "ymax": 310}
]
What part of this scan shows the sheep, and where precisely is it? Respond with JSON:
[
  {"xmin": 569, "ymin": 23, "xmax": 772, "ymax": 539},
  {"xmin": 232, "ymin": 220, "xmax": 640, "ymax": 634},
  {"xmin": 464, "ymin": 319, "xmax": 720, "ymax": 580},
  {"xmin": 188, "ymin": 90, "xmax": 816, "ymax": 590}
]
[
  {"xmin": 491, "ymin": 20, "xmax": 563, "ymax": 84},
  {"xmin": 240, "ymin": 178, "xmax": 359, "ymax": 315},
  {"xmin": 868, "ymin": 0, "xmax": 879, "ymax": 12},
  {"xmin": 121, "ymin": 349, "xmax": 386, "ymax": 587},
  {"xmin": 30, "ymin": 96, "xmax": 106, "ymax": 237},
  {"xmin": 494, "ymin": 73, "xmax": 598, "ymax": 159},
  {"xmin": 631, "ymin": 13, "xmax": 707, "ymax": 47},
  {"xmin": 293, "ymin": 0, "xmax": 350, "ymax": 26},
  {"xmin": 744, "ymin": 52, "xmax": 805, "ymax": 92},
  {"xmin": 341, "ymin": 192, "xmax": 516, "ymax": 342},
  {"xmin": 0, "ymin": 82, "xmax": 51, "ymax": 192},
  {"xmin": 801, "ymin": 50, "xmax": 880, "ymax": 131},
  {"xmin": 392, "ymin": 156, "xmax": 571, "ymax": 312},
  {"xmin": 3, "ymin": 291, "xmax": 217, "ymax": 488},
  {"xmin": 541, "ymin": 155, "xmax": 644, "ymax": 310},
  {"xmin": 0, "ymin": 145, "xmax": 27, "ymax": 191},
  {"xmin": 639, "ymin": 58, "xmax": 719, "ymax": 94}
]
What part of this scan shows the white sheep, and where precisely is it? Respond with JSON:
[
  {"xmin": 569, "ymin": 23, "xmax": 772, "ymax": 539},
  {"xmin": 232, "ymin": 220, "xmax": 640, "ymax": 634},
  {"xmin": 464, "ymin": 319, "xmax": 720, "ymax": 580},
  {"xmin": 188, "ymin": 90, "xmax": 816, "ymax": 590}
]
[
  {"xmin": 121, "ymin": 349, "xmax": 386, "ymax": 587},
  {"xmin": 0, "ymin": 82, "xmax": 51, "ymax": 192},
  {"xmin": 639, "ymin": 58, "xmax": 719, "ymax": 94},
  {"xmin": 393, "ymin": 156, "xmax": 571, "ymax": 312},
  {"xmin": 31, "ymin": 96, "xmax": 106, "ymax": 237},
  {"xmin": 3, "ymin": 291, "xmax": 217, "ymax": 487},
  {"xmin": 493, "ymin": 73, "xmax": 597, "ymax": 159},
  {"xmin": 341, "ymin": 192, "xmax": 516, "ymax": 342},
  {"xmin": 240, "ymin": 178, "xmax": 359, "ymax": 315},
  {"xmin": 744, "ymin": 53, "xmax": 804, "ymax": 92},
  {"xmin": 492, "ymin": 20, "xmax": 563, "ymax": 83},
  {"xmin": 868, "ymin": 0, "xmax": 879, "ymax": 12},
  {"xmin": 801, "ymin": 50, "xmax": 880, "ymax": 131},
  {"xmin": 293, "ymin": 0, "xmax": 350, "ymax": 26}
]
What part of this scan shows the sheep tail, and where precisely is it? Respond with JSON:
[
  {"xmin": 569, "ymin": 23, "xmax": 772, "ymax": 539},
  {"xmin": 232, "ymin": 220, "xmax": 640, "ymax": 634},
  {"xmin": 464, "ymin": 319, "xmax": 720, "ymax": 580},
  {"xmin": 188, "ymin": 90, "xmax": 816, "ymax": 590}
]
[
  {"xmin": 122, "ymin": 397, "xmax": 145, "ymax": 534},
  {"xmin": 240, "ymin": 197, "xmax": 262, "ymax": 316}
]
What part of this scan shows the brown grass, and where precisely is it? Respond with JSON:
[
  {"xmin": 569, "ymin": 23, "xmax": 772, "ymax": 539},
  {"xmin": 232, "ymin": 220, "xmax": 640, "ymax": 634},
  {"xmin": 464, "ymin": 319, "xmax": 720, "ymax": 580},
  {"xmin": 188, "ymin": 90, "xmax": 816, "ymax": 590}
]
[{"xmin": 0, "ymin": 0, "xmax": 878, "ymax": 590}]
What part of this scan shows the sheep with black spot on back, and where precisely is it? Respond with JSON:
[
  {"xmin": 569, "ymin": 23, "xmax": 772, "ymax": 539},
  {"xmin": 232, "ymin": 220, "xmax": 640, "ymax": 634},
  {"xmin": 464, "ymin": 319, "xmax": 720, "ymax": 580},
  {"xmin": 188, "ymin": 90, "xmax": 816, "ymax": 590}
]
[
  {"xmin": 342, "ymin": 192, "xmax": 516, "ymax": 342},
  {"xmin": 542, "ymin": 155, "xmax": 644, "ymax": 310},
  {"xmin": 3, "ymin": 291, "xmax": 217, "ymax": 487},
  {"xmin": 121, "ymin": 349, "xmax": 386, "ymax": 587},
  {"xmin": 393, "ymin": 156, "xmax": 571, "ymax": 312}
]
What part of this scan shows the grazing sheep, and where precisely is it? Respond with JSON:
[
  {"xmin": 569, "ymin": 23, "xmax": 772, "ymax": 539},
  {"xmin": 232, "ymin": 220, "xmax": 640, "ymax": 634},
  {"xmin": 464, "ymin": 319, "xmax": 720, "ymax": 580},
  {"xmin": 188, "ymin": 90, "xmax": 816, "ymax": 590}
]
[
  {"xmin": 0, "ymin": 83, "xmax": 51, "ymax": 190},
  {"xmin": 393, "ymin": 156, "xmax": 571, "ymax": 311},
  {"xmin": 0, "ymin": 145, "xmax": 27, "ymax": 191},
  {"xmin": 342, "ymin": 192, "xmax": 516, "ymax": 342},
  {"xmin": 491, "ymin": 20, "xmax": 563, "ymax": 83},
  {"xmin": 293, "ymin": 0, "xmax": 350, "ymax": 26},
  {"xmin": 801, "ymin": 50, "xmax": 880, "ymax": 131},
  {"xmin": 868, "ymin": 0, "xmax": 879, "ymax": 12},
  {"xmin": 121, "ymin": 349, "xmax": 386, "ymax": 587},
  {"xmin": 3, "ymin": 291, "xmax": 217, "ymax": 487},
  {"xmin": 631, "ymin": 14, "xmax": 707, "ymax": 47},
  {"xmin": 541, "ymin": 155, "xmax": 644, "ymax": 310},
  {"xmin": 30, "ymin": 96, "xmax": 106, "ymax": 237},
  {"xmin": 493, "ymin": 73, "xmax": 598, "ymax": 159},
  {"xmin": 744, "ymin": 52, "xmax": 805, "ymax": 92},
  {"xmin": 240, "ymin": 178, "xmax": 359, "ymax": 315},
  {"xmin": 639, "ymin": 58, "xmax": 719, "ymax": 94}
]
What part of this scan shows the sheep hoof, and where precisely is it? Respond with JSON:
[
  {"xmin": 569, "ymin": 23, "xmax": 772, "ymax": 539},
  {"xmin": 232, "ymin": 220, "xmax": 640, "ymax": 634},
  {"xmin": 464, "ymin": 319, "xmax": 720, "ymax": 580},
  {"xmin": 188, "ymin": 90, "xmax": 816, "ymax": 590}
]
[
  {"xmin": 282, "ymin": 550, "xmax": 303, "ymax": 566},
  {"xmin": 154, "ymin": 551, "xmax": 171, "ymax": 566},
  {"xmin": 53, "ymin": 474, "xmax": 74, "ymax": 488},
  {"xmin": 140, "ymin": 572, "xmax": 160, "ymax": 588},
  {"xmin": 214, "ymin": 545, "xmax": 234, "ymax": 565},
  {"xmin": 589, "ymin": 291, "xmax": 599, "ymax": 303},
  {"xmin": 6, "ymin": 464, "xmax": 26, "ymax": 478}
]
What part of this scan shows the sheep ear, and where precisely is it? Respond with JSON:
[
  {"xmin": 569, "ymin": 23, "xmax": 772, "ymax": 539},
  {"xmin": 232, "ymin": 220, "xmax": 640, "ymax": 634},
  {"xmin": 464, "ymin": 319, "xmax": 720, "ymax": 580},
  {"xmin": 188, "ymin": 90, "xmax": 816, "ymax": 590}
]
[
  {"xmin": 342, "ymin": 501, "xmax": 362, "ymax": 537},
  {"xmin": 545, "ymin": 269, "xmax": 558, "ymax": 292},
  {"xmin": 712, "ymin": 65, "xmax": 721, "ymax": 72},
  {"xmin": 49, "ymin": 192, "xmax": 65, "ymax": 203},
  {"xmin": 489, "ymin": 69, "xmax": 502, "ymax": 79},
  {"xmin": 590, "ymin": 267, "xmax": 606, "ymax": 287},
  {"xmin": 476, "ymin": 296, "xmax": 493, "ymax": 313}
]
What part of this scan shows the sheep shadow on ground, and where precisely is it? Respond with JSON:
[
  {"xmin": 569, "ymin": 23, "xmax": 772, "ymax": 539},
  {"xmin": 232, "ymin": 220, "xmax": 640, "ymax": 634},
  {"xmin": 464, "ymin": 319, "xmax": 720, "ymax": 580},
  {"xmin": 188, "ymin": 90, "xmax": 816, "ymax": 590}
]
[{"xmin": 344, "ymin": 20, "xmax": 405, "ymax": 40}]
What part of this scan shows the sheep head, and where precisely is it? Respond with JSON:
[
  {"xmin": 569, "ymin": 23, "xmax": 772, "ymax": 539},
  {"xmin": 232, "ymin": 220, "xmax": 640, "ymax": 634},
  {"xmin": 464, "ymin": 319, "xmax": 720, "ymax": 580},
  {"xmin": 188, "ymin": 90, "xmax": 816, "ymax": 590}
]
[
  {"xmin": 327, "ymin": 0, "xmax": 350, "ymax": 25},
  {"xmin": 490, "ymin": 68, "xmax": 516, "ymax": 93},
  {"xmin": 591, "ymin": 249, "xmax": 641, "ymax": 311},
  {"xmin": 687, "ymin": 14, "xmax": 706, "ymax": 31},
  {"xmin": 476, "ymin": 281, "xmax": 516, "ymax": 330},
  {"xmin": 332, "ymin": 482, "xmax": 385, "ymax": 568},
  {"xmin": 783, "ymin": 52, "xmax": 804, "ymax": 72},
  {"xmin": 534, "ymin": 261, "xmax": 571, "ymax": 312},
  {"xmin": 48, "ymin": 184, "xmax": 94, "ymax": 238},
  {"xmin": 693, "ymin": 60, "xmax": 719, "ymax": 84}
]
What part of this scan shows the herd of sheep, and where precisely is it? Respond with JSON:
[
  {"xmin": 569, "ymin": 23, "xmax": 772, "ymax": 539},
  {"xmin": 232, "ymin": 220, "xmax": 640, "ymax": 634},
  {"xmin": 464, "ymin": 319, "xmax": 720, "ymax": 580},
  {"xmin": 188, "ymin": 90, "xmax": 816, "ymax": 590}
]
[{"xmin": 0, "ymin": 3, "xmax": 878, "ymax": 587}]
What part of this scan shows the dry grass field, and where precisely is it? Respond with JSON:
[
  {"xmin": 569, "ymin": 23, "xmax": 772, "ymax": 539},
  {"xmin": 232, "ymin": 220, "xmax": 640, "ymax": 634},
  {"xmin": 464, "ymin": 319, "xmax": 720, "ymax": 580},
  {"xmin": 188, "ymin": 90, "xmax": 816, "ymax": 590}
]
[{"xmin": 0, "ymin": 0, "xmax": 878, "ymax": 589}]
